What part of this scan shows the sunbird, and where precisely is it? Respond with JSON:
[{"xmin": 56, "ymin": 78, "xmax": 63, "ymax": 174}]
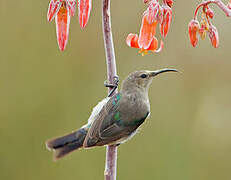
[{"xmin": 46, "ymin": 69, "xmax": 178, "ymax": 160}]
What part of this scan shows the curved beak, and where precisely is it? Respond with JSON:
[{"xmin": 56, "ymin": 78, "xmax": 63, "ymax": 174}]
[{"xmin": 150, "ymin": 68, "xmax": 179, "ymax": 77}]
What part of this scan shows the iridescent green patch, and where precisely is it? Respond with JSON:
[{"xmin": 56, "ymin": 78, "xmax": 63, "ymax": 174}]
[
  {"xmin": 112, "ymin": 93, "xmax": 121, "ymax": 105},
  {"xmin": 114, "ymin": 112, "xmax": 120, "ymax": 121},
  {"xmin": 116, "ymin": 94, "xmax": 121, "ymax": 101}
]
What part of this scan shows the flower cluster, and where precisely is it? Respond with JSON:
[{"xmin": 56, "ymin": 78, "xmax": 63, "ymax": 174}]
[
  {"xmin": 126, "ymin": 0, "xmax": 173, "ymax": 55},
  {"xmin": 188, "ymin": 0, "xmax": 231, "ymax": 48},
  {"xmin": 47, "ymin": 0, "xmax": 92, "ymax": 51}
]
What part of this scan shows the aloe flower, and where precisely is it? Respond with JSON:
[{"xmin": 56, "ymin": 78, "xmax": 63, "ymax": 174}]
[{"xmin": 47, "ymin": 0, "xmax": 76, "ymax": 51}]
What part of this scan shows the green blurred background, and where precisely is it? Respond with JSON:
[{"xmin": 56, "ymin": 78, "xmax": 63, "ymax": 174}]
[{"xmin": 1, "ymin": 0, "xmax": 231, "ymax": 180}]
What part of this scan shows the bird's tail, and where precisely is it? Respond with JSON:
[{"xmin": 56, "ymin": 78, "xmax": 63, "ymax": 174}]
[{"xmin": 46, "ymin": 128, "xmax": 88, "ymax": 160}]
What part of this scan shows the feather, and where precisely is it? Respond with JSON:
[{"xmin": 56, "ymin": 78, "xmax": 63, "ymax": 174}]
[{"xmin": 82, "ymin": 97, "xmax": 110, "ymax": 128}]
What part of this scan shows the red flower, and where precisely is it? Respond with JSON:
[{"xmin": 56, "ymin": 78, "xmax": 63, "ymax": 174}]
[
  {"xmin": 126, "ymin": 13, "xmax": 163, "ymax": 55},
  {"xmin": 188, "ymin": 19, "xmax": 200, "ymax": 47},
  {"xmin": 78, "ymin": 0, "xmax": 92, "ymax": 29},
  {"xmin": 47, "ymin": 0, "xmax": 76, "ymax": 51},
  {"xmin": 126, "ymin": 0, "xmax": 174, "ymax": 55},
  {"xmin": 166, "ymin": 0, "xmax": 173, "ymax": 8},
  {"xmin": 147, "ymin": 1, "xmax": 161, "ymax": 24},
  {"xmin": 160, "ymin": 5, "xmax": 172, "ymax": 38},
  {"xmin": 147, "ymin": 1, "xmax": 172, "ymax": 38},
  {"xmin": 206, "ymin": 7, "xmax": 214, "ymax": 19},
  {"xmin": 47, "ymin": 0, "xmax": 61, "ymax": 22},
  {"xmin": 208, "ymin": 25, "xmax": 219, "ymax": 48}
]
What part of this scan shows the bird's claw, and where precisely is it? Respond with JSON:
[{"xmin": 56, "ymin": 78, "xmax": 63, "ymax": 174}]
[
  {"xmin": 104, "ymin": 76, "xmax": 119, "ymax": 97},
  {"xmin": 104, "ymin": 76, "xmax": 119, "ymax": 88}
]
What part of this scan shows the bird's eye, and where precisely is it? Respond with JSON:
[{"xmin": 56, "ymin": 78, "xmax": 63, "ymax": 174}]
[{"xmin": 140, "ymin": 74, "xmax": 147, "ymax": 78}]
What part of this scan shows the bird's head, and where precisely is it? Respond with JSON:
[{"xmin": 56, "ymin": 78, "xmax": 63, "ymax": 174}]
[{"xmin": 121, "ymin": 69, "xmax": 178, "ymax": 93}]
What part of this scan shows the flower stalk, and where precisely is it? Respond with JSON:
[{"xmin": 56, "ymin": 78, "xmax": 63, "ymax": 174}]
[
  {"xmin": 189, "ymin": 0, "xmax": 231, "ymax": 48},
  {"xmin": 102, "ymin": 0, "xmax": 118, "ymax": 179},
  {"xmin": 194, "ymin": 0, "xmax": 231, "ymax": 19}
]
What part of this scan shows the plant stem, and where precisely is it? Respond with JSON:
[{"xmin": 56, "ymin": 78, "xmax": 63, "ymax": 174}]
[
  {"xmin": 102, "ymin": 0, "xmax": 118, "ymax": 180},
  {"xmin": 194, "ymin": 0, "xmax": 231, "ymax": 19}
]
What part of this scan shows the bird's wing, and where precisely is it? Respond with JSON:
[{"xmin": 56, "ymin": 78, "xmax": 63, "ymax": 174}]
[{"xmin": 83, "ymin": 93, "xmax": 130, "ymax": 147}]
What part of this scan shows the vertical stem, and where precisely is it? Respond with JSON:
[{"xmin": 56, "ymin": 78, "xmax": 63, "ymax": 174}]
[
  {"xmin": 104, "ymin": 144, "xmax": 118, "ymax": 180},
  {"xmin": 102, "ymin": 0, "xmax": 118, "ymax": 180},
  {"xmin": 102, "ymin": 0, "xmax": 117, "ymax": 83}
]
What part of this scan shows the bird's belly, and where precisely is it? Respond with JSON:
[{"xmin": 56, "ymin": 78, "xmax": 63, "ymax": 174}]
[{"xmin": 108, "ymin": 129, "xmax": 139, "ymax": 145}]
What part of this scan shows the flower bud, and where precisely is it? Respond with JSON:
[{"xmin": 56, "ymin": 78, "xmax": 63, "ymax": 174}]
[
  {"xmin": 199, "ymin": 19, "xmax": 208, "ymax": 40},
  {"xmin": 206, "ymin": 8, "xmax": 214, "ymax": 19},
  {"xmin": 160, "ymin": 5, "xmax": 172, "ymax": 38},
  {"xmin": 47, "ymin": 0, "xmax": 61, "ymax": 22},
  {"xmin": 199, "ymin": 28, "xmax": 206, "ymax": 40},
  {"xmin": 67, "ymin": 0, "xmax": 76, "ymax": 17},
  {"xmin": 188, "ymin": 19, "xmax": 200, "ymax": 47},
  {"xmin": 56, "ymin": 3, "xmax": 71, "ymax": 51},
  {"xmin": 78, "ymin": 0, "xmax": 92, "ymax": 29},
  {"xmin": 166, "ymin": 0, "xmax": 173, "ymax": 8},
  {"xmin": 157, "ymin": 6, "xmax": 164, "ymax": 25},
  {"xmin": 126, "ymin": 34, "xmax": 139, "ymax": 48},
  {"xmin": 208, "ymin": 25, "xmax": 219, "ymax": 48}
]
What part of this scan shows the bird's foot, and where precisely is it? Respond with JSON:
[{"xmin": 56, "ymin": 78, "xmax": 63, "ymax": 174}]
[{"xmin": 104, "ymin": 76, "xmax": 119, "ymax": 97}]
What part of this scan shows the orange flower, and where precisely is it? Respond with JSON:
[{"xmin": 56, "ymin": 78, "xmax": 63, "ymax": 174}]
[
  {"xmin": 147, "ymin": 1, "xmax": 172, "ymax": 38},
  {"xmin": 160, "ymin": 5, "xmax": 172, "ymax": 38},
  {"xmin": 126, "ymin": 0, "xmax": 174, "ymax": 55},
  {"xmin": 126, "ymin": 13, "xmax": 163, "ymax": 55},
  {"xmin": 188, "ymin": 19, "xmax": 200, "ymax": 47},
  {"xmin": 78, "ymin": 0, "xmax": 92, "ymax": 29},
  {"xmin": 47, "ymin": 0, "xmax": 76, "ymax": 51},
  {"xmin": 208, "ymin": 25, "xmax": 219, "ymax": 48},
  {"xmin": 147, "ymin": 0, "xmax": 161, "ymax": 24}
]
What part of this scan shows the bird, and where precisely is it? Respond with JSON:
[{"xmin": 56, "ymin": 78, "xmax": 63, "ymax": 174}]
[{"xmin": 46, "ymin": 69, "xmax": 178, "ymax": 160}]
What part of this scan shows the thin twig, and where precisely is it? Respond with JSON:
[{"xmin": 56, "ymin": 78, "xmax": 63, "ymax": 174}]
[{"xmin": 102, "ymin": 0, "xmax": 118, "ymax": 180}]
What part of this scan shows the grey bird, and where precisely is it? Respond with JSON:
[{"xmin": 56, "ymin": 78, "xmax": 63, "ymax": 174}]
[{"xmin": 46, "ymin": 69, "xmax": 178, "ymax": 160}]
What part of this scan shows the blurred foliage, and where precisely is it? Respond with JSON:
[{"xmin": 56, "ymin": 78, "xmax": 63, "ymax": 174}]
[{"xmin": 1, "ymin": 0, "xmax": 231, "ymax": 180}]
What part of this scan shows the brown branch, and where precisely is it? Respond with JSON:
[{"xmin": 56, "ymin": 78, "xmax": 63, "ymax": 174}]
[{"xmin": 102, "ymin": 0, "xmax": 118, "ymax": 179}]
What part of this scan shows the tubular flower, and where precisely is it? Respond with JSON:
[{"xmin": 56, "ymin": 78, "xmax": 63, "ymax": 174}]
[
  {"xmin": 147, "ymin": 0, "xmax": 172, "ymax": 38},
  {"xmin": 147, "ymin": 0, "xmax": 161, "ymax": 24},
  {"xmin": 78, "ymin": 0, "xmax": 92, "ymax": 29},
  {"xmin": 198, "ymin": 27, "xmax": 206, "ymax": 40},
  {"xmin": 208, "ymin": 25, "xmax": 219, "ymax": 48},
  {"xmin": 126, "ymin": 13, "xmax": 163, "ymax": 56},
  {"xmin": 188, "ymin": 19, "xmax": 200, "ymax": 47},
  {"xmin": 198, "ymin": 19, "xmax": 208, "ymax": 40},
  {"xmin": 188, "ymin": 1, "xmax": 229, "ymax": 48},
  {"xmin": 47, "ymin": 0, "xmax": 62, "ymax": 22},
  {"xmin": 126, "ymin": 0, "xmax": 173, "ymax": 55},
  {"xmin": 47, "ymin": 0, "xmax": 76, "ymax": 51},
  {"xmin": 160, "ymin": 5, "xmax": 172, "ymax": 38}
]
